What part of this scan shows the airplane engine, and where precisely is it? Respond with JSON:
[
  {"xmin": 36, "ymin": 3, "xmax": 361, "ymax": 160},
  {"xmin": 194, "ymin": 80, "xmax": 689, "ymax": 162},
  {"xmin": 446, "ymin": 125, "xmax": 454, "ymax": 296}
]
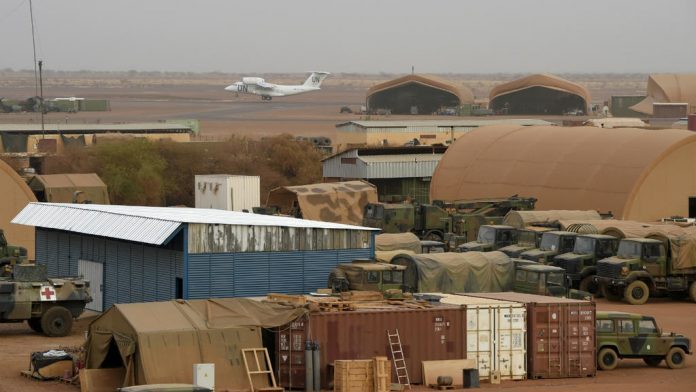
[{"xmin": 242, "ymin": 77, "xmax": 265, "ymax": 85}]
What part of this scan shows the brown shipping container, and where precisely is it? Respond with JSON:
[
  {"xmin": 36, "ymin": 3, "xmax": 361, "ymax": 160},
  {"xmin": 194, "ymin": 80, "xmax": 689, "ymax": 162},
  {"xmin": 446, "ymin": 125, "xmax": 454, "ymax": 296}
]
[
  {"xmin": 275, "ymin": 305, "xmax": 466, "ymax": 389},
  {"xmin": 462, "ymin": 292, "xmax": 596, "ymax": 379}
]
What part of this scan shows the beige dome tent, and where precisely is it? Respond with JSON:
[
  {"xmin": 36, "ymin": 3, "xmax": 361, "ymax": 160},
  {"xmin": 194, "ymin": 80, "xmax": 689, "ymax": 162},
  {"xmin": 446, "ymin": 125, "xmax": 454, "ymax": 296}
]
[
  {"xmin": 0, "ymin": 159, "xmax": 36, "ymax": 259},
  {"xmin": 630, "ymin": 74, "xmax": 696, "ymax": 115},
  {"xmin": 502, "ymin": 210, "xmax": 601, "ymax": 229}
]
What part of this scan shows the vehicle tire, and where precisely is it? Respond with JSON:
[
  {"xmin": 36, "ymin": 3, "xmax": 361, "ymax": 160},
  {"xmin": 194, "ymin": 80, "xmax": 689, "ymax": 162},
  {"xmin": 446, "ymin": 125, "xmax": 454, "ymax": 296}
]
[
  {"xmin": 597, "ymin": 348, "xmax": 619, "ymax": 370},
  {"xmin": 624, "ymin": 280, "xmax": 650, "ymax": 305},
  {"xmin": 665, "ymin": 347, "xmax": 687, "ymax": 369},
  {"xmin": 689, "ymin": 281, "xmax": 696, "ymax": 303},
  {"xmin": 27, "ymin": 318, "xmax": 43, "ymax": 334},
  {"xmin": 643, "ymin": 356, "xmax": 662, "ymax": 367},
  {"xmin": 423, "ymin": 230, "xmax": 443, "ymax": 242},
  {"xmin": 601, "ymin": 285, "xmax": 622, "ymax": 302},
  {"xmin": 579, "ymin": 276, "xmax": 600, "ymax": 296},
  {"xmin": 40, "ymin": 306, "xmax": 73, "ymax": 337}
]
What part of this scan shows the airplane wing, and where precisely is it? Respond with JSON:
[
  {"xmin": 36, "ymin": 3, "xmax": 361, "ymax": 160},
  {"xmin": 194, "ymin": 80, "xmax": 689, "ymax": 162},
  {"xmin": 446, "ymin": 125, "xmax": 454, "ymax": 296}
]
[{"xmin": 255, "ymin": 81, "xmax": 275, "ymax": 89}]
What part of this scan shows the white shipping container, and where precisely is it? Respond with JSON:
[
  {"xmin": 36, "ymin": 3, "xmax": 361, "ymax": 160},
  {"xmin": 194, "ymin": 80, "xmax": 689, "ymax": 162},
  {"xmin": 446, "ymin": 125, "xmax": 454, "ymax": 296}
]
[
  {"xmin": 195, "ymin": 175, "xmax": 260, "ymax": 212},
  {"xmin": 433, "ymin": 293, "xmax": 527, "ymax": 380}
]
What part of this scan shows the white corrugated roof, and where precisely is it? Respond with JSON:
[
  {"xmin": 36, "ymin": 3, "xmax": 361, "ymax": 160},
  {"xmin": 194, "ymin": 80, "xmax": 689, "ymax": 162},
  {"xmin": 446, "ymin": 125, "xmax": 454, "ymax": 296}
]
[
  {"xmin": 0, "ymin": 123, "xmax": 190, "ymax": 132},
  {"xmin": 360, "ymin": 154, "xmax": 443, "ymax": 163},
  {"xmin": 12, "ymin": 203, "xmax": 377, "ymax": 246},
  {"xmin": 336, "ymin": 119, "xmax": 554, "ymax": 128}
]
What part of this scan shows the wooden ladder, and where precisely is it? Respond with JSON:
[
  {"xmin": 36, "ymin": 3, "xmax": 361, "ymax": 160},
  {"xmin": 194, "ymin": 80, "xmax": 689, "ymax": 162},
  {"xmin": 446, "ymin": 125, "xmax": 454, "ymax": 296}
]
[
  {"xmin": 387, "ymin": 329, "xmax": 411, "ymax": 389},
  {"xmin": 242, "ymin": 348, "xmax": 284, "ymax": 392}
]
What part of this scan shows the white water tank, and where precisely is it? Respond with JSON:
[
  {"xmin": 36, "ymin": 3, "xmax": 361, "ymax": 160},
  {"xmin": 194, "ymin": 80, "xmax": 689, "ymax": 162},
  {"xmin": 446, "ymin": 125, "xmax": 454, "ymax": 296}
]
[{"xmin": 195, "ymin": 175, "xmax": 260, "ymax": 212}]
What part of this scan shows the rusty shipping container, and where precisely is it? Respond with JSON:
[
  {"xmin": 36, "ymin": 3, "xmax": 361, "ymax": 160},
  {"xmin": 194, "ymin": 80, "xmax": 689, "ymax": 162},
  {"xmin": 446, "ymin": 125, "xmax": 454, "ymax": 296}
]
[
  {"xmin": 275, "ymin": 305, "xmax": 466, "ymax": 389},
  {"xmin": 462, "ymin": 292, "xmax": 596, "ymax": 379}
]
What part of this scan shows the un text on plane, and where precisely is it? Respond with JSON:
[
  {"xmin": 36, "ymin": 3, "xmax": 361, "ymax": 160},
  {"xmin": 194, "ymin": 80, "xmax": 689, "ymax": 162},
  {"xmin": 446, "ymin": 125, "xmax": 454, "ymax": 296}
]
[{"xmin": 224, "ymin": 72, "xmax": 330, "ymax": 100}]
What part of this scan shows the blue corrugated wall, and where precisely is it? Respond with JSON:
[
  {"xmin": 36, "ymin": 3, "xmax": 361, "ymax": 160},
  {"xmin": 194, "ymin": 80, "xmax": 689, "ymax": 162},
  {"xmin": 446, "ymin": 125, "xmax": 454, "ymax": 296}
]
[{"xmin": 187, "ymin": 248, "xmax": 372, "ymax": 299}]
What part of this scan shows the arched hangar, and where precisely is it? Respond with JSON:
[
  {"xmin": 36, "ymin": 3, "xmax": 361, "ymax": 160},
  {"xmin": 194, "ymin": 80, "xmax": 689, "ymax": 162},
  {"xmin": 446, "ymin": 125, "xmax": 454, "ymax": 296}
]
[
  {"xmin": 489, "ymin": 74, "xmax": 590, "ymax": 115},
  {"xmin": 430, "ymin": 124, "xmax": 696, "ymax": 221},
  {"xmin": 366, "ymin": 75, "xmax": 474, "ymax": 115},
  {"xmin": 0, "ymin": 159, "xmax": 36, "ymax": 258},
  {"xmin": 630, "ymin": 74, "xmax": 696, "ymax": 115}
]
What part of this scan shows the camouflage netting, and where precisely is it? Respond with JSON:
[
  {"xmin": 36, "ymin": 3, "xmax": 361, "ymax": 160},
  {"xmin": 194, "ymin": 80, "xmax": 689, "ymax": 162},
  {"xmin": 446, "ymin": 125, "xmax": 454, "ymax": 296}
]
[
  {"xmin": 391, "ymin": 251, "xmax": 513, "ymax": 293},
  {"xmin": 503, "ymin": 210, "xmax": 602, "ymax": 229},
  {"xmin": 375, "ymin": 232, "xmax": 421, "ymax": 254}
]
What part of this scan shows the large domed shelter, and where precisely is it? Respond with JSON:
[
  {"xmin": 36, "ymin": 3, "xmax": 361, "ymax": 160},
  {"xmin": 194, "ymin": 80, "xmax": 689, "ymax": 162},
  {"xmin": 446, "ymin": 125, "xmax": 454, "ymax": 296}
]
[
  {"xmin": 0, "ymin": 159, "xmax": 36, "ymax": 258},
  {"xmin": 430, "ymin": 124, "xmax": 696, "ymax": 221},
  {"xmin": 366, "ymin": 74, "xmax": 473, "ymax": 115},
  {"xmin": 630, "ymin": 74, "xmax": 696, "ymax": 115},
  {"xmin": 488, "ymin": 74, "xmax": 590, "ymax": 115}
]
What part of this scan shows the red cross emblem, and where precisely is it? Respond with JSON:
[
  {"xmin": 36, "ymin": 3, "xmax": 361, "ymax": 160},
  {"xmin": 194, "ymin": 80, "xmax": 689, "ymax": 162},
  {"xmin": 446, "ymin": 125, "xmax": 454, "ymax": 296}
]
[{"xmin": 40, "ymin": 286, "xmax": 56, "ymax": 301}]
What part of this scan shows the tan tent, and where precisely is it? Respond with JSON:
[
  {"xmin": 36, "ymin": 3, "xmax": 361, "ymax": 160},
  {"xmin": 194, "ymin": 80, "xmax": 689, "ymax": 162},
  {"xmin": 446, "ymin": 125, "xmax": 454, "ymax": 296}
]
[
  {"xmin": 430, "ymin": 125, "xmax": 696, "ymax": 221},
  {"xmin": 0, "ymin": 159, "xmax": 36, "ymax": 259},
  {"xmin": 28, "ymin": 173, "xmax": 110, "ymax": 204},
  {"xmin": 647, "ymin": 227, "xmax": 696, "ymax": 270},
  {"xmin": 630, "ymin": 74, "xmax": 696, "ymax": 115},
  {"xmin": 266, "ymin": 180, "xmax": 377, "ymax": 225},
  {"xmin": 85, "ymin": 298, "xmax": 306, "ymax": 390},
  {"xmin": 489, "ymin": 74, "xmax": 591, "ymax": 114},
  {"xmin": 375, "ymin": 232, "xmax": 422, "ymax": 254},
  {"xmin": 503, "ymin": 210, "xmax": 601, "ymax": 229},
  {"xmin": 366, "ymin": 74, "xmax": 474, "ymax": 115}
]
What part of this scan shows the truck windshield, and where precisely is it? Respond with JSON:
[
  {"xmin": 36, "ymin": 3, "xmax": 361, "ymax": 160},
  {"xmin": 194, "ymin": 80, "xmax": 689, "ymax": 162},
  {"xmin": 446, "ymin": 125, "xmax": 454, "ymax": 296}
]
[
  {"xmin": 476, "ymin": 226, "xmax": 496, "ymax": 244},
  {"xmin": 573, "ymin": 237, "xmax": 594, "ymax": 254},
  {"xmin": 517, "ymin": 230, "xmax": 536, "ymax": 246},
  {"xmin": 547, "ymin": 272, "xmax": 565, "ymax": 286},
  {"xmin": 617, "ymin": 241, "xmax": 641, "ymax": 259},
  {"xmin": 539, "ymin": 234, "xmax": 560, "ymax": 251},
  {"xmin": 383, "ymin": 270, "xmax": 403, "ymax": 284}
]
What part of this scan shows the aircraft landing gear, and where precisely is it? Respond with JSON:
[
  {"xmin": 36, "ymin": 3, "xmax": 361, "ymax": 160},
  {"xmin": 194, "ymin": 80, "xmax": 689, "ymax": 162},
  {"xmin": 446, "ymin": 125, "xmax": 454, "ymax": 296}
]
[{"xmin": 261, "ymin": 96, "xmax": 272, "ymax": 101}]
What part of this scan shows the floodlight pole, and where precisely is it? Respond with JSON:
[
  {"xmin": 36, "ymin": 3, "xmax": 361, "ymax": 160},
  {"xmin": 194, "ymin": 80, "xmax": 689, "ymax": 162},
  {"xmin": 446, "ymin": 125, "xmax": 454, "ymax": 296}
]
[{"xmin": 39, "ymin": 60, "xmax": 45, "ymax": 137}]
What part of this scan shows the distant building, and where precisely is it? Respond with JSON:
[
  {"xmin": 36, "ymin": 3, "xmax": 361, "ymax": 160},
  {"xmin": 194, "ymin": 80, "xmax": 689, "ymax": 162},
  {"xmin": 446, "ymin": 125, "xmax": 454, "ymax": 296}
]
[
  {"xmin": 489, "ymin": 74, "xmax": 591, "ymax": 115},
  {"xmin": 0, "ymin": 122, "xmax": 192, "ymax": 154},
  {"xmin": 322, "ymin": 146, "xmax": 446, "ymax": 203},
  {"xmin": 366, "ymin": 74, "xmax": 474, "ymax": 115},
  {"xmin": 28, "ymin": 173, "xmax": 110, "ymax": 204},
  {"xmin": 194, "ymin": 175, "xmax": 260, "ymax": 212},
  {"xmin": 334, "ymin": 119, "xmax": 553, "ymax": 151}
]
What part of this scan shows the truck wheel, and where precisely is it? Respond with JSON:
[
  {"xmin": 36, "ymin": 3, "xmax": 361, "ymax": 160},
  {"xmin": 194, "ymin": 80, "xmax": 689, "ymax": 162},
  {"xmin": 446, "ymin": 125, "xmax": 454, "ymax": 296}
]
[
  {"xmin": 27, "ymin": 318, "xmax": 43, "ymax": 334},
  {"xmin": 597, "ymin": 348, "xmax": 618, "ymax": 370},
  {"xmin": 665, "ymin": 347, "xmax": 686, "ymax": 369},
  {"xmin": 643, "ymin": 357, "xmax": 662, "ymax": 367},
  {"xmin": 423, "ymin": 231, "xmax": 443, "ymax": 242},
  {"xmin": 689, "ymin": 281, "xmax": 696, "ymax": 303},
  {"xmin": 579, "ymin": 276, "xmax": 600, "ymax": 296},
  {"xmin": 601, "ymin": 285, "xmax": 622, "ymax": 301},
  {"xmin": 40, "ymin": 306, "xmax": 74, "ymax": 337},
  {"xmin": 624, "ymin": 280, "xmax": 649, "ymax": 305}
]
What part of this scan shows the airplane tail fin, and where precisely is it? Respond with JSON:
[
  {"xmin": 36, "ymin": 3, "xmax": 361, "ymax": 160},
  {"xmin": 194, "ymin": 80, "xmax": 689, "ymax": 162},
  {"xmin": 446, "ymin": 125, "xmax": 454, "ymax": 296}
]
[{"xmin": 303, "ymin": 71, "xmax": 330, "ymax": 88}]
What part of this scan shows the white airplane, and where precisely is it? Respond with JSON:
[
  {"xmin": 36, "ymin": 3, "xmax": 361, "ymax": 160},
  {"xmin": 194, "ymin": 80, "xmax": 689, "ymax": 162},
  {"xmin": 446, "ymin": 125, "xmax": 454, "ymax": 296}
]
[{"xmin": 224, "ymin": 71, "xmax": 330, "ymax": 100}]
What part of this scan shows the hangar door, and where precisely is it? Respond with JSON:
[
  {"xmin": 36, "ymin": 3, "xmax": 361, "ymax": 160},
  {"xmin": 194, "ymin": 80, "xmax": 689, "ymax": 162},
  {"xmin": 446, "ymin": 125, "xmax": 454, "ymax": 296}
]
[{"xmin": 79, "ymin": 259, "xmax": 103, "ymax": 312}]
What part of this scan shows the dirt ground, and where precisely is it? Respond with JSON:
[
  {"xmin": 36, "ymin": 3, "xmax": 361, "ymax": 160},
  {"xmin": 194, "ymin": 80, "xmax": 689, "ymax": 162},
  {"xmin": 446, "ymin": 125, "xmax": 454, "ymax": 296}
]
[{"xmin": 1, "ymin": 298, "xmax": 694, "ymax": 392}]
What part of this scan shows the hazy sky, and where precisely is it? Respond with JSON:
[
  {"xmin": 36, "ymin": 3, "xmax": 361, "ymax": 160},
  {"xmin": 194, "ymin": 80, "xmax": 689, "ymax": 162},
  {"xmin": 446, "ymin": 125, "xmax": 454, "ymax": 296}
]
[{"xmin": 1, "ymin": 0, "xmax": 694, "ymax": 74}]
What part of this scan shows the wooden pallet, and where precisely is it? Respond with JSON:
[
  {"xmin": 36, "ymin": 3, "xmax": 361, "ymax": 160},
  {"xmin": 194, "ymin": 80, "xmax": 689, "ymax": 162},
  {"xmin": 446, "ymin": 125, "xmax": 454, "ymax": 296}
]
[{"xmin": 318, "ymin": 301, "xmax": 355, "ymax": 312}]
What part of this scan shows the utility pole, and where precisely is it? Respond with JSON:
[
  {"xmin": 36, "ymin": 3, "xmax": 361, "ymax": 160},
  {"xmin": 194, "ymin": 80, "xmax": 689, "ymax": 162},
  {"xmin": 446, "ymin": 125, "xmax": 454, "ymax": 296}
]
[
  {"xmin": 29, "ymin": 0, "xmax": 39, "ymax": 97},
  {"xmin": 39, "ymin": 60, "xmax": 45, "ymax": 137}
]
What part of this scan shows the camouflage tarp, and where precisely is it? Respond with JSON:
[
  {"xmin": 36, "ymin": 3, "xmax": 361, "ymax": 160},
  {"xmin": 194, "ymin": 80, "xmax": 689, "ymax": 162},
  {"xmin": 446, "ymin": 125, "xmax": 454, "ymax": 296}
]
[
  {"xmin": 266, "ymin": 180, "xmax": 377, "ymax": 225},
  {"xmin": 503, "ymin": 210, "xmax": 602, "ymax": 229},
  {"xmin": 375, "ymin": 232, "xmax": 421, "ymax": 254},
  {"xmin": 391, "ymin": 251, "xmax": 513, "ymax": 293}
]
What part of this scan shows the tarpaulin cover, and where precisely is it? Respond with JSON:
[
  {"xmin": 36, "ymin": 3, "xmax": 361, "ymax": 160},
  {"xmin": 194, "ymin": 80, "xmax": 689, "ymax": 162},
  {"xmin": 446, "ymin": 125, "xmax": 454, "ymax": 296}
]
[
  {"xmin": 646, "ymin": 227, "xmax": 696, "ymax": 270},
  {"xmin": 266, "ymin": 180, "xmax": 377, "ymax": 225},
  {"xmin": 28, "ymin": 173, "xmax": 110, "ymax": 204},
  {"xmin": 375, "ymin": 232, "xmax": 422, "ymax": 254},
  {"xmin": 375, "ymin": 249, "xmax": 415, "ymax": 263},
  {"xmin": 391, "ymin": 251, "xmax": 512, "ymax": 293},
  {"xmin": 503, "ymin": 210, "xmax": 601, "ymax": 229},
  {"xmin": 85, "ymin": 298, "xmax": 307, "ymax": 390}
]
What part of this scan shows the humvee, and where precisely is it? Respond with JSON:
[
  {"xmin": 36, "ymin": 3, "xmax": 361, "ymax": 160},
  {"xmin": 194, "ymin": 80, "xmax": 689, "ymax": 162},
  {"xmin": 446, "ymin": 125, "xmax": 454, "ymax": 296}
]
[
  {"xmin": 327, "ymin": 260, "xmax": 408, "ymax": 293},
  {"xmin": 0, "ymin": 264, "xmax": 92, "ymax": 337},
  {"xmin": 596, "ymin": 311, "xmax": 691, "ymax": 370}
]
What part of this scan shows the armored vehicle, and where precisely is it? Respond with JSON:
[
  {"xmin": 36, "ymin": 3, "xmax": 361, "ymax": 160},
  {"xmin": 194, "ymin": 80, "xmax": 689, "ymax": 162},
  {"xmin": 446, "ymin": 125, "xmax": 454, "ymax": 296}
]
[
  {"xmin": 456, "ymin": 225, "xmax": 517, "ymax": 252},
  {"xmin": 327, "ymin": 259, "xmax": 407, "ymax": 293},
  {"xmin": 0, "ymin": 264, "xmax": 92, "ymax": 337},
  {"xmin": 498, "ymin": 227, "xmax": 550, "ymax": 258},
  {"xmin": 0, "ymin": 229, "xmax": 28, "ymax": 273},
  {"xmin": 519, "ymin": 231, "xmax": 577, "ymax": 264},
  {"xmin": 512, "ymin": 263, "xmax": 591, "ymax": 299},
  {"xmin": 363, "ymin": 196, "xmax": 536, "ymax": 246},
  {"xmin": 595, "ymin": 236, "xmax": 696, "ymax": 305},
  {"xmin": 596, "ymin": 311, "xmax": 691, "ymax": 370},
  {"xmin": 553, "ymin": 234, "xmax": 619, "ymax": 294}
]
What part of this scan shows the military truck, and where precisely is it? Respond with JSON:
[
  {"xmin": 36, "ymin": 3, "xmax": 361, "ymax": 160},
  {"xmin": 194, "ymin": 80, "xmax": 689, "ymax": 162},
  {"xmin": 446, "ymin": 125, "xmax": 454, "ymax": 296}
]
[
  {"xmin": 0, "ymin": 229, "xmax": 28, "ymax": 273},
  {"xmin": 362, "ymin": 196, "xmax": 536, "ymax": 245},
  {"xmin": 0, "ymin": 264, "xmax": 92, "ymax": 337},
  {"xmin": 513, "ymin": 263, "xmax": 591, "ymax": 300},
  {"xmin": 519, "ymin": 231, "xmax": 577, "ymax": 264},
  {"xmin": 498, "ymin": 227, "xmax": 551, "ymax": 258},
  {"xmin": 456, "ymin": 225, "xmax": 517, "ymax": 252},
  {"xmin": 596, "ymin": 311, "xmax": 691, "ymax": 370},
  {"xmin": 327, "ymin": 259, "xmax": 407, "ymax": 293},
  {"xmin": 553, "ymin": 234, "xmax": 619, "ymax": 294},
  {"xmin": 594, "ymin": 236, "xmax": 696, "ymax": 305}
]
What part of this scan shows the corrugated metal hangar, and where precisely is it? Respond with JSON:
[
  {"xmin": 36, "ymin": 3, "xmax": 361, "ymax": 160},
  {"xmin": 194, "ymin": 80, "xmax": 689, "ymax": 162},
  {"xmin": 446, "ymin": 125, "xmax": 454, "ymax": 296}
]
[
  {"xmin": 430, "ymin": 124, "xmax": 696, "ymax": 221},
  {"xmin": 366, "ymin": 74, "xmax": 474, "ymax": 115},
  {"xmin": 488, "ymin": 74, "xmax": 590, "ymax": 115},
  {"xmin": 12, "ymin": 203, "xmax": 376, "ymax": 311}
]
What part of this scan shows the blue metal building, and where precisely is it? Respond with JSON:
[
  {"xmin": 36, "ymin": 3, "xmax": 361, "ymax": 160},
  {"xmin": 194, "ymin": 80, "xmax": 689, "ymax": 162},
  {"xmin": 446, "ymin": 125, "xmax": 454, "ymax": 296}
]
[{"xmin": 13, "ymin": 203, "xmax": 376, "ymax": 311}]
